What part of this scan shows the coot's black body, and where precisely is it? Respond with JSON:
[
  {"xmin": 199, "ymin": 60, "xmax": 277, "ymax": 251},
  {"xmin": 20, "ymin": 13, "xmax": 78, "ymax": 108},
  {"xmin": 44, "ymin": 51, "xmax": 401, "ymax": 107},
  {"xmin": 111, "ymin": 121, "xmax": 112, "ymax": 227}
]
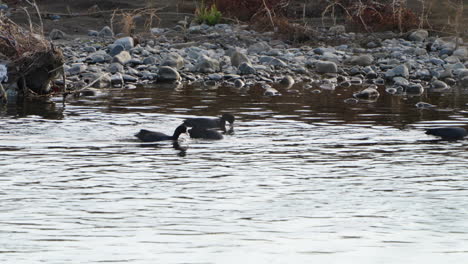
[
  {"xmin": 188, "ymin": 127, "xmax": 223, "ymax": 140},
  {"xmin": 183, "ymin": 114, "xmax": 235, "ymax": 131},
  {"xmin": 425, "ymin": 127, "xmax": 467, "ymax": 140},
  {"xmin": 135, "ymin": 125, "xmax": 187, "ymax": 142}
]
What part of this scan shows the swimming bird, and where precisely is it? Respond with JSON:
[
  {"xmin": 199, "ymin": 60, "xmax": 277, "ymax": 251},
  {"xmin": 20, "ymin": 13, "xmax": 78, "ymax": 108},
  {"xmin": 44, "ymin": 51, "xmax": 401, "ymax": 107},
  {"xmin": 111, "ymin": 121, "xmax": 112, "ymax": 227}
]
[
  {"xmin": 425, "ymin": 127, "xmax": 467, "ymax": 140},
  {"xmin": 188, "ymin": 126, "xmax": 223, "ymax": 140},
  {"xmin": 183, "ymin": 114, "xmax": 235, "ymax": 131},
  {"xmin": 135, "ymin": 125, "xmax": 187, "ymax": 142}
]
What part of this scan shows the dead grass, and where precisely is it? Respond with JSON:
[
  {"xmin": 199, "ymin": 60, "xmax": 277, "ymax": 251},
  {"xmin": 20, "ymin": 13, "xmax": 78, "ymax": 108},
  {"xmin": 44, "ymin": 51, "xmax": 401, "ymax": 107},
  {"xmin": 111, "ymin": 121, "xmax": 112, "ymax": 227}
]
[{"xmin": 111, "ymin": 7, "xmax": 162, "ymax": 36}]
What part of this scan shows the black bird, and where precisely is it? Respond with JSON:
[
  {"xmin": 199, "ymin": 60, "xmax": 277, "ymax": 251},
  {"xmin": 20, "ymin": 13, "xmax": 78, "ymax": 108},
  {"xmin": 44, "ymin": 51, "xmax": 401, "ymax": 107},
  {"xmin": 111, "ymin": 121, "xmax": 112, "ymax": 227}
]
[
  {"xmin": 425, "ymin": 127, "xmax": 467, "ymax": 140},
  {"xmin": 188, "ymin": 126, "xmax": 223, "ymax": 140},
  {"xmin": 183, "ymin": 114, "xmax": 235, "ymax": 131},
  {"xmin": 135, "ymin": 125, "xmax": 187, "ymax": 142}
]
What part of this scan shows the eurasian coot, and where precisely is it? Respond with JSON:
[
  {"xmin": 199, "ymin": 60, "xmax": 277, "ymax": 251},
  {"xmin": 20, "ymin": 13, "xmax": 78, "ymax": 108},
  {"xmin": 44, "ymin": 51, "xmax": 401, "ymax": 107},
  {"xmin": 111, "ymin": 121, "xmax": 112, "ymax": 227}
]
[
  {"xmin": 425, "ymin": 127, "xmax": 467, "ymax": 140},
  {"xmin": 183, "ymin": 114, "xmax": 235, "ymax": 131},
  {"xmin": 188, "ymin": 126, "xmax": 223, "ymax": 140},
  {"xmin": 135, "ymin": 125, "xmax": 187, "ymax": 142}
]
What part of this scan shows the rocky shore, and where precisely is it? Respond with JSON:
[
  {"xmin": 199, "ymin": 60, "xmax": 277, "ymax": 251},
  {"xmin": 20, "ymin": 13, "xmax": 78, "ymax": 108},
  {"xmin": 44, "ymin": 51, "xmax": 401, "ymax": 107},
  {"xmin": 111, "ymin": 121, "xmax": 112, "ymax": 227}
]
[{"xmin": 51, "ymin": 22, "xmax": 468, "ymax": 102}]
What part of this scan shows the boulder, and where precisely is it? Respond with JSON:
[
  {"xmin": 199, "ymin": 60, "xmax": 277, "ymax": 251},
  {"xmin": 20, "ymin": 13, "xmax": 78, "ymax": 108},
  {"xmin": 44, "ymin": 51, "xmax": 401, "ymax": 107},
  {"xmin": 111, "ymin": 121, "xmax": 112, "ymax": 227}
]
[
  {"xmin": 161, "ymin": 53, "xmax": 185, "ymax": 69},
  {"xmin": 315, "ymin": 61, "xmax": 338, "ymax": 73},
  {"xmin": 194, "ymin": 55, "xmax": 220, "ymax": 73},
  {"xmin": 158, "ymin": 66, "xmax": 181, "ymax": 82},
  {"xmin": 408, "ymin": 29, "xmax": 429, "ymax": 42}
]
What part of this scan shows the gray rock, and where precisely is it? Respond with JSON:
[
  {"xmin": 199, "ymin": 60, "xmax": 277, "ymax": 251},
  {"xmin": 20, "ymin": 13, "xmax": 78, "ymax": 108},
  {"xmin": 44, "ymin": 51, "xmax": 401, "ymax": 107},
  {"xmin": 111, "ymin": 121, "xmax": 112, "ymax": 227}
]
[
  {"xmin": 453, "ymin": 47, "xmax": 467, "ymax": 59},
  {"xmin": 150, "ymin": 28, "xmax": 165, "ymax": 35},
  {"xmin": 385, "ymin": 65, "xmax": 409, "ymax": 79},
  {"xmin": 248, "ymin": 41, "xmax": 271, "ymax": 54},
  {"xmin": 49, "ymin": 29, "xmax": 66, "ymax": 40},
  {"xmin": 414, "ymin": 47, "xmax": 427, "ymax": 56},
  {"xmin": 430, "ymin": 80, "xmax": 449, "ymax": 90},
  {"xmin": 194, "ymin": 55, "xmax": 220, "ymax": 73},
  {"xmin": 349, "ymin": 54, "xmax": 374, "ymax": 66},
  {"xmin": 393, "ymin": 76, "xmax": 409, "ymax": 86},
  {"xmin": 354, "ymin": 86, "xmax": 380, "ymax": 99},
  {"xmin": 122, "ymin": 74, "xmax": 138, "ymax": 82},
  {"xmin": 98, "ymin": 26, "xmax": 114, "ymax": 38},
  {"xmin": 114, "ymin": 37, "xmax": 134, "ymax": 50},
  {"xmin": 460, "ymin": 76, "xmax": 468, "ymax": 87},
  {"xmin": 67, "ymin": 63, "xmax": 87, "ymax": 75},
  {"xmin": 88, "ymin": 30, "xmax": 99, "ymax": 37},
  {"xmin": 430, "ymin": 58, "xmax": 445, "ymax": 65},
  {"xmin": 230, "ymin": 50, "xmax": 250, "ymax": 67},
  {"xmin": 208, "ymin": 73, "xmax": 223, "ymax": 81},
  {"xmin": 108, "ymin": 63, "xmax": 124, "ymax": 74},
  {"xmin": 112, "ymin": 51, "xmax": 132, "ymax": 65},
  {"xmin": 408, "ymin": 29, "xmax": 429, "ymax": 42},
  {"xmin": 84, "ymin": 46, "xmax": 97, "ymax": 53},
  {"xmin": 161, "ymin": 53, "xmax": 185, "ymax": 69},
  {"xmin": 234, "ymin": 79, "xmax": 245, "ymax": 88},
  {"xmin": 315, "ymin": 61, "xmax": 338, "ymax": 73},
  {"xmin": 258, "ymin": 56, "xmax": 287, "ymax": 67},
  {"xmin": 406, "ymin": 83, "xmax": 424, "ymax": 95},
  {"xmin": 279, "ymin": 76, "xmax": 295, "ymax": 88},
  {"xmin": 110, "ymin": 73, "xmax": 124, "ymax": 87},
  {"xmin": 142, "ymin": 56, "xmax": 158, "ymax": 65},
  {"xmin": 109, "ymin": 44, "xmax": 125, "ymax": 57},
  {"xmin": 238, "ymin": 62, "xmax": 256, "ymax": 75},
  {"xmin": 158, "ymin": 66, "xmax": 181, "ymax": 82},
  {"xmin": 329, "ymin": 25, "xmax": 346, "ymax": 34}
]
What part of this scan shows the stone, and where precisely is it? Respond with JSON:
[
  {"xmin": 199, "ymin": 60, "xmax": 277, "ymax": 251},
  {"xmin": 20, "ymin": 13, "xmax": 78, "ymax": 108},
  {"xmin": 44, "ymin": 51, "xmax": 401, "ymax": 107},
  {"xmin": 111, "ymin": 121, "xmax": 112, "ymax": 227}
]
[
  {"xmin": 279, "ymin": 76, "xmax": 295, "ymax": 88},
  {"xmin": 150, "ymin": 28, "xmax": 165, "ymax": 35},
  {"xmin": 110, "ymin": 73, "xmax": 124, "ymax": 87},
  {"xmin": 194, "ymin": 55, "xmax": 220, "ymax": 73},
  {"xmin": 460, "ymin": 76, "xmax": 468, "ymax": 87},
  {"xmin": 353, "ymin": 86, "xmax": 380, "ymax": 99},
  {"xmin": 406, "ymin": 83, "xmax": 424, "ymax": 95},
  {"xmin": 430, "ymin": 80, "xmax": 449, "ymax": 90},
  {"xmin": 88, "ymin": 30, "xmax": 99, "ymax": 37},
  {"xmin": 234, "ymin": 79, "xmax": 245, "ymax": 88},
  {"xmin": 248, "ymin": 41, "xmax": 271, "ymax": 54},
  {"xmin": 67, "ymin": 63, "xmax": 87, "ymax": 75},
  {"xmin": 114, "ymin": 37, "xmax": 134, "ymax": 50},
  {"xmin": 349, "ymin": 54, "xmax": 374, "ymax": 66},
  {"xmin": 329, "ymin": 25, "xmax": 346, "ymax": 34},
  {"xmin": 109, "ymin": 44, "xmax": 125, "ymax": 57},
  {"xmin": 385, "ymin": 65, "xmax": 409, "ymax": 79},
  {"xmin": 230, "ymin": 50, "xmax": 250, "ymax": 67},
  {"xmin": 112, "ymin": 51, "xmax": 132, "ymax": 65},
  {"xmin": 158, "ymin": 66, "xmax": 181, "ymax": 82},
  {"xmin": 258, "ymin": 56, "xmax": 287, "ymax": 67},
  {"xmin": 408, "ymin": 29, "xmax": 429, "ymax": 42},
  {"xmin": 315, "ymin": 61, "xmax": 338, "ymax": 73},
  {"xmin": 161, "ymin": 53, "xmax": 185, "ymax": 69},
  {"xmin": 108, "ymin": 63, "xmax": 124, "ymax": 74},
  {"xmin": 142, "ymin": 56, "xmax": 158, "ymax": 65},
  {"xmin": 84, "ymin": 46, "xmax": 97, "ymax": 53},
  {"xmin": 453, "ymin": 47, "xmax": 467, "ymax": 59},
  {"xmin": 238, "ymin": 62, "xmax": 256, "ymax": 75},
  {"xmin": 98, "ymin": 26, "xmax": 114, "ymax": 38},
  {"xmin": 393, "ymin": 76, "xmax": 409, "ymax": 86},
  {"xmin": 49, "ymin": 29, "xmax": 65, "ymax": 40}
]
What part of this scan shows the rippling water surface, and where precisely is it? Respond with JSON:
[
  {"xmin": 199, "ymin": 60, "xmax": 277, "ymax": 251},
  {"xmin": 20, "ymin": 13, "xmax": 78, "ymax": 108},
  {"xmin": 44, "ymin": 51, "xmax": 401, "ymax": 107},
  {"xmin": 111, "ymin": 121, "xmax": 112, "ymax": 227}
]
[{"xmin": 1, "ymin": 83, "xmax": 468, "ymax": 263}]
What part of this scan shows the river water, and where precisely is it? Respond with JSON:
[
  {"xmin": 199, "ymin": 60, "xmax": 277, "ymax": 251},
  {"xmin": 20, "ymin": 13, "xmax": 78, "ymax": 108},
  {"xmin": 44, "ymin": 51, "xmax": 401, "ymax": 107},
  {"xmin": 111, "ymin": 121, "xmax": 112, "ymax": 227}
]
[{"xmin": 1, "ymin": 83, "xmax": 468, "ymax": 263}]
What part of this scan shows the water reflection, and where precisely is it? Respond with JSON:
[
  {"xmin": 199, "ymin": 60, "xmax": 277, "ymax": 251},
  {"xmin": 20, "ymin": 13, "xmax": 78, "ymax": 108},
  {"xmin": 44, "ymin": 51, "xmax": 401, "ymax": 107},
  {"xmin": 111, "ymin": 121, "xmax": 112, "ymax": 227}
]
[{"xmin": 0, "ymin": 83, "xmax": 467, "ymax": 264}]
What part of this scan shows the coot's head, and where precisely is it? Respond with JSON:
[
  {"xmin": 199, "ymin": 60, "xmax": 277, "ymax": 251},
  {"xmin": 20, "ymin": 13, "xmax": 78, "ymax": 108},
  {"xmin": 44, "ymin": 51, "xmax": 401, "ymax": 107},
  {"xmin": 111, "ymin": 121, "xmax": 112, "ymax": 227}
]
[
  {"xmin": 175, "ymin": 124, "xmax": 188, "ymax": 134},
  {"xmin": 221, "ymin": 113, "xmax": 235, "ymax": 125}
]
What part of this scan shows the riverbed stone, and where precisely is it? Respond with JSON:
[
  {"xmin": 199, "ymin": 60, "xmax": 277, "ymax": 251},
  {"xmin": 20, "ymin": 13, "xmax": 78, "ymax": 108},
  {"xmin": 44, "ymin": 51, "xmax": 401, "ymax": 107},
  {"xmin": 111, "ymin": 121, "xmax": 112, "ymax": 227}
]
[
  {"xmin": 385, "ymin": 65, "xmax": 409, "ymax": 79},
  {"xmin": 194, "ymin": 55, "xmax": 220, "ymax": 73},
  {"xmin": 315, "ymin": 61, "xmax": 338, "ymax": 73},
  {"xmin": 98, "ymin": 26, "xmax": 114, "ymax": 38},
  {"xmin": 259, "ymin": 56, "xmax": 287, "ymax": 67},
  {"xmin": 408, "ymin": 29, "xmax": 429, "ymax": 42},
  {"xmin": 142, "ymin": 56, "xmax": 158, "ymax": 65},
  {"xmin": 354, "ymin": 86, "xmax": 380, "ymax": 99},
  {"xmin": 110, "ymin": 73, "xmax": 124, "ymax": 87},
  {"xmin": 238, "ymin": 62, "xmax": 256, "ymax": 75},
  {"xmin": 158, "ymin": 66, "xmax": 181, "ymax": 81},
  {"xmin": 161, "ymin": 53, "xmax": 185, "ymax": 69},
  {"xmin": 349, "ymin": 54, "xmax": 374, "ymax": 66},
  {"xmin": 109, "ymin": 44, "xmax": 125, "ymax": 57},
  {"xmin": 114, "ymin": 37, "xmax": 134, "ymax": 50},
  {"xmin": 230, "ymin": 50, "xmax": 250, "ymax": 67},
  {"xmin": 248, "ymin": 41, "xmax": 271, "ymax": 54},
  {"xmin": 108, "ymin": 62, "xmax": 124, "ymax": 74},
  {"xmin": 67, "ymin": 63, "xmax": 87, "ymax": 76},
  {"xmin": 112, "ymin": 51, "xmax": 132, "ymax": 65}
]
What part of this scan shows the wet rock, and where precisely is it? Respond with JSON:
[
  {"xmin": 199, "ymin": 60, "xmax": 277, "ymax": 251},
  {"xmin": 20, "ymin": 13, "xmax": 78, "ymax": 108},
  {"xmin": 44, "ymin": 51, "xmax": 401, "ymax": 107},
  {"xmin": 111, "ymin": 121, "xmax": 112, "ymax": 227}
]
[
  {"xmin": 353, "ymin": 86, "xmax": 380, "ymax": 99},
  {"xmin": 161, "ymin": 53, "xmax": 185, "ymax": 69},
  {"xmin": 416, "ymin": 102, "xmax": 436, "ymax": 109},
  {"xmin": 234, "ymin": 79, "xmax": 245, "ymax": 88},
  {"xmin": 460, "ymin": 76, "xmax": 468, "ymax": 87},
  {"xmin": 122, "ymin": 74, "xmax": 138, "ymax": 83},
  {"xmin": 393, "ymin": 76, "xmax": 409, "ymax": 86},
  {"xmin": 230, "ymin": 50, "xmax": 250, "ymax": 67},
  {"xmin": 114, "ymin": 37, "xmax": 134, "ymax": 50},
  {"xmin": 344, "ymin": 98, "xmax": 359, "ymax": 104},
  {"xmin": 430, "ymin": 79, "xmax": 449, "ymax": 90},
  {"xmin": 98, "ymin": 26, "xmax": 114, "ymax": 38},
  {"xmin": 315, "ymin": 61, "xmax": 338, "ymax": 74},
  {"xmin": 194, "ymin": 55, "xmax": 220, "ymax": 73},
  {"xmin": 49, "ymin": 29, "xmax": 66, "ymax": 40},
  {"xmin": 263, "ymin": 85, "xmax": 280, "ymax": 96},
  {"xmin": 406, "ymin": 83, "xmax": 424, "ymax": 95},
  {"xmin": 158, "ymin": 66, "xmax": 181, "ymax": 82},
  {"xmin": 238, "ymin": 62, "xmax": 256, "ymax": 75},
  {"xmin": 208, "ymin": 73, "xmax": 223, "ymax": 81},
  {"xmin": 408, "ymin": 29, "xmax": 429, "ymax": 42},
  {"xmin": 279, "ymin": 76, "xmax": 295, "ymax": 88},
  {"xmin": 386, "ymin": 85, "xmax": 404, "ymax": 95},
  {"xmin": 112, "ymin": 51, "xmax": 132, "ymax": 65},
  {"xmin": 108, "ymin": 63, "xmax": 124, "ymax": 74},
  {"xmin": 110, "ymin": 73, "xmax": 124, "ymax": 87},
  {"xmin": 109, "ymin": 44, "xmax": 125, "ymax": 57},
  {"xmin": 385, "ymin": 65, "xmax": 409, "ymax": 79}
]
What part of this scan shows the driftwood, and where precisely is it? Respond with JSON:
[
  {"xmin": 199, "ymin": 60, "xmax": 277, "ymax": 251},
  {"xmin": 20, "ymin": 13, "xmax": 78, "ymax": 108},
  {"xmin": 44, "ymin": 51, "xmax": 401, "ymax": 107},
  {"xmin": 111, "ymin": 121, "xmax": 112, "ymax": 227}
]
[{"xmin": 0, "ymin": 13, "xmax": 64, "ymax": 102}]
